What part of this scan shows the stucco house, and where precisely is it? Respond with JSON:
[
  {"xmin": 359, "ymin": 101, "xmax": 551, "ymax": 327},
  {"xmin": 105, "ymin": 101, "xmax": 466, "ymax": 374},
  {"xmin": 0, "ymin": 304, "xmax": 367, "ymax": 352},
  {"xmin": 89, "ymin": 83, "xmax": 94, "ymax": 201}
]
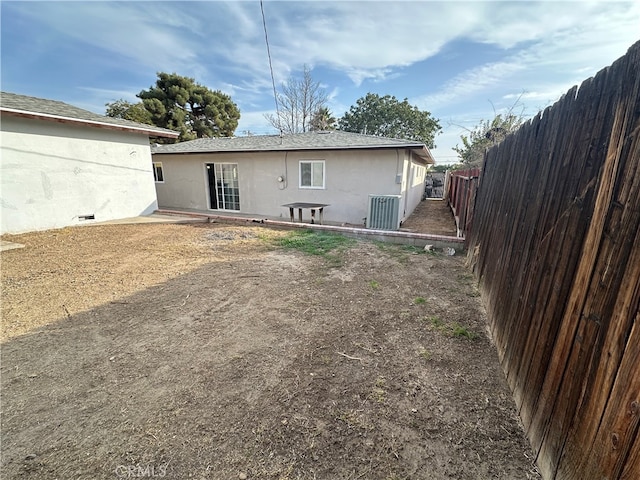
[
  {"xmin": 0, "ymin": 92, "xmax": 178, "ymax": 234},
  {"xmin": 152, "ymin": 131, "xmax": 434, "ymax": 228}
]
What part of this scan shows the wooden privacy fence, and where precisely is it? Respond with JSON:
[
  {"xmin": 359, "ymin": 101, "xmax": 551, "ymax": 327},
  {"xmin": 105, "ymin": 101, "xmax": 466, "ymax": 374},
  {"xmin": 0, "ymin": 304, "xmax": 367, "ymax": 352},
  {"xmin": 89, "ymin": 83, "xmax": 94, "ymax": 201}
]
[
  {"xmin": 466, "ymin": 41, "xmax": 640, "ymax": 480},
  {"xmin": 445, "ymin": 168, "xmax": 480, "ymax": 238}
]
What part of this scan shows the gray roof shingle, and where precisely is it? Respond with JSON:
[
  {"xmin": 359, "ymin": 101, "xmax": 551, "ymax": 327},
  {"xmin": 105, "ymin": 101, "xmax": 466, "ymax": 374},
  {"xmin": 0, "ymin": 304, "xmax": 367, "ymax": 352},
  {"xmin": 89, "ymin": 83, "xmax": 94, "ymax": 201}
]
[
  {"xmin": 152, "ymin": 130, "xmax": 434, "ymax": 162},
  {"xmin": 0, "ymin": 91, "xmax": 178, "ymax": 138}
]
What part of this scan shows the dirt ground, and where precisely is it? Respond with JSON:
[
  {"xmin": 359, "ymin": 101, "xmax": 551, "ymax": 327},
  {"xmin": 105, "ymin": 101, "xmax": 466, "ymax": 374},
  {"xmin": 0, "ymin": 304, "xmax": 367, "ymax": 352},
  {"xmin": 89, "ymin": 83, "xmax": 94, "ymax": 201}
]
[
  {"xmin": 400, "ymin": 200, "xmax": 458, "ymax": 237},
  {"xmin": 1, "ymin": 221, "xmax": 540, "ymax": 479}
]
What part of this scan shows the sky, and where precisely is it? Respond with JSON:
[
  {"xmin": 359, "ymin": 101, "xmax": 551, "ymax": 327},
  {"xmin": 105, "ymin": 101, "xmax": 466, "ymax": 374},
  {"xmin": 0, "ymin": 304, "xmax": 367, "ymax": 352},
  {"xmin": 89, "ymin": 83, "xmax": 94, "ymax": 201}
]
[{"xmin": 2, "ymin": 1, "xmax": 639, "ymax": 165}]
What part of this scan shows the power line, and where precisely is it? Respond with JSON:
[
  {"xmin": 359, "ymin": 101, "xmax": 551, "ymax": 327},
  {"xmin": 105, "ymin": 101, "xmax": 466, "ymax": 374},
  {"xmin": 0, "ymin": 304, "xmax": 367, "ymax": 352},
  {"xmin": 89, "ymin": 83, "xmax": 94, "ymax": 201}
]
[{"xmin": 260, "ymin": 0, "xmax": 280, "ymax": 133}]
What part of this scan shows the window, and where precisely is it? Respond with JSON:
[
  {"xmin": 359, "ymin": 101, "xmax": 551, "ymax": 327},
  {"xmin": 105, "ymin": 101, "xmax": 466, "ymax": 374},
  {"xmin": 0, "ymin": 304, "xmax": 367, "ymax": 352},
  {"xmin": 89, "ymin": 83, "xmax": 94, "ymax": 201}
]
[
  {"xmin": 153, "ymin": 162, "xmax": 164, "ymax": 183},
  {"xmin": 299, "ymin": 160, "xmax": 325, "ymax": 189}
]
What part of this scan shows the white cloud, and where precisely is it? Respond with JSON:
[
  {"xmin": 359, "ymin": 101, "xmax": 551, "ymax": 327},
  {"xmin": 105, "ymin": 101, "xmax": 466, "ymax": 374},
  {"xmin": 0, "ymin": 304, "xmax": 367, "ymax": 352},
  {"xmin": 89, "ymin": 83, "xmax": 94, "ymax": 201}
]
[
  {"xmin": 5, "ymin": 2, "xmax": 212, "ymax": 76},
  {"xmin": 501, "ymin": 87, "xmax": 569, "ymax": 109},
  {"xmin": 236, "ymin": 110, "xmax": 280, "ymax": 136},
  {"xmin": 78, "ymin": 87, "xmax": 140, "ymax": 103},
  {"xmin": 415, "ymin": 60, "xmax": 527, "ymax": 110},
  {"xmin": 6, "ymin": 0, "xmax": 638, "ymax": 150},
  {"xmin": 243, "ymin": 1, "xmax": 638, "ymax": 88},
  {"xmin": 257, "ymin": 2, "xmax": 469, "ymax": 82},
  {"xmin": 414, "ymin": 1, "xmax": 639, "ymax": 112},
  {"xmin": 18, "ymin": 1, "xmax": 636, "ymax": 111}
]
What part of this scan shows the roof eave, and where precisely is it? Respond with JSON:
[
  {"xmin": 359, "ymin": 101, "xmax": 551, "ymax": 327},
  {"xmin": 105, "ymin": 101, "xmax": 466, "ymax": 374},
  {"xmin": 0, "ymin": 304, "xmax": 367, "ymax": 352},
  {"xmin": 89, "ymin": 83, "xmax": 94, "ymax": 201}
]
[
  {"xmin": 153, "ymin": 143, "xmax": 432, "ymax": 156},
  {"xmin": 0, "ymin": 108, "xmax": 179, "ymax": 139},
  {"xmin": 410, "ymin": 146, "xmax": 436, "ymax": 165}
]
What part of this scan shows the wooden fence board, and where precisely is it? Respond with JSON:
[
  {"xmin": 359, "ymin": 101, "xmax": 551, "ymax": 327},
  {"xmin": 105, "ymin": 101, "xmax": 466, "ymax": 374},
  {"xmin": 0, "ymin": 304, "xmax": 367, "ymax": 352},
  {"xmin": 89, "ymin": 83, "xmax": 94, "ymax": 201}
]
[
  {"xmin": 465, "ymin": 40, "xmax": 640, "ymax": 479},
  {"xmin": 498, "ymin": 106, "xmax": 568, "ymax": 412},
  {"xmin": 620, "ymin": 412, "xmax": 640, "ymax": 480},
  {"xmin": 560, "ymin": 215, "xmax": 640, "ymax": 479},
  {"xmin": 581, "ymin": 317, "xmax": 640, "ymax": 479},
  {"xmin": 526, "ymin": 63, "xmax": 618, "ymax": 458},
  {"xmin": 558, "ymin": 92, "xmax": 640, "ymax": 479}
]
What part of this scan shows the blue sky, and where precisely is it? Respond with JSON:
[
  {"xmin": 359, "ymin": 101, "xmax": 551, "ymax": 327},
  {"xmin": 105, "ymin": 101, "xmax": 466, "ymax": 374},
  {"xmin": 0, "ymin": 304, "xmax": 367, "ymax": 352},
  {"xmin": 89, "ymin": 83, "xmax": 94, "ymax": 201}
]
[{"xmin": 2, "ymin": 1, "xmax": 639, "ymax": 164}]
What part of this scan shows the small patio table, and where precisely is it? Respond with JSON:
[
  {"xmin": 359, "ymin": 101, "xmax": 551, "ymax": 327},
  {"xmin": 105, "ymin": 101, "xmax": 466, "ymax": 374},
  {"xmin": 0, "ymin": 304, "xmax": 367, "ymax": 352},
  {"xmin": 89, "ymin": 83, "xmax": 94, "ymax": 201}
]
[{"xmin": 282, "ymin": 202, "xmax": 329, "ymax": 225}]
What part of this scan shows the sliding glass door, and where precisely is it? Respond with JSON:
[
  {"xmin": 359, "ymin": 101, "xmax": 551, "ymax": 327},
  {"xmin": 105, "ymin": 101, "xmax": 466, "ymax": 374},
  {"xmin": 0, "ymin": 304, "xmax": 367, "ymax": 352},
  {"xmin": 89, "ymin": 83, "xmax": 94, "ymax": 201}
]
[{"xmin": 206, "ymin": 163, "xmax": 240, "ymax": 211}]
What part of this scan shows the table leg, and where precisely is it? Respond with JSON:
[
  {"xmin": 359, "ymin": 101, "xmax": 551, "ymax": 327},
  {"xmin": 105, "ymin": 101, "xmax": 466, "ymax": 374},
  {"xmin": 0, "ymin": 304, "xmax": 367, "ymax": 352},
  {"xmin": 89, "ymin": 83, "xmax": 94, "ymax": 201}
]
[
  {"xmin": 298, "ymin": 208, "xmax": 303, "ymax": 223},
  {"xmin": 319, "ymin": 207, "xmax": 324, "ymax": 225},
  {"xmin": 288, "ymin": 207, "xmax": 294, "ymax": 222}
]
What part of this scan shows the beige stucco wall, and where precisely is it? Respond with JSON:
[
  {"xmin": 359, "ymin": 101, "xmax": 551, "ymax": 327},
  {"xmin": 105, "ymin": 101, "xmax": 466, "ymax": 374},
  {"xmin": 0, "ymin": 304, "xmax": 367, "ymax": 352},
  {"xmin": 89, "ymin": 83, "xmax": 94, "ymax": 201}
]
[
  {"xmin": 1, "ymin": 115, "xmax": 158, "ymax": 234},
  {"xmin": 155, "ymin": 147, "xmax": 427, "ymax": 226}
]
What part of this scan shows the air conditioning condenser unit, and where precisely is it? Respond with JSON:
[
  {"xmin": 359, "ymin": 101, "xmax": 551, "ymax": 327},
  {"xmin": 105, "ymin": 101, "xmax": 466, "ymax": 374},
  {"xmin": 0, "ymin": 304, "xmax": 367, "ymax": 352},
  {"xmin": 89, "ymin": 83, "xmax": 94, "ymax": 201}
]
[{"xmin": 366, "ymin": 195, "xmax": 401, "ymax": 230}]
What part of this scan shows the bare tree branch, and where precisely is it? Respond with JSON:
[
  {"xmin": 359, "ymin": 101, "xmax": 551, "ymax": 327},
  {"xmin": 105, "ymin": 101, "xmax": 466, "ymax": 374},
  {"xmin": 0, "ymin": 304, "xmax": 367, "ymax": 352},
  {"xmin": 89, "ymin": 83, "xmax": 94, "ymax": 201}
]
[{"xmin": 265, "ymin": 65, "xmax": 329, "ymax": 134}]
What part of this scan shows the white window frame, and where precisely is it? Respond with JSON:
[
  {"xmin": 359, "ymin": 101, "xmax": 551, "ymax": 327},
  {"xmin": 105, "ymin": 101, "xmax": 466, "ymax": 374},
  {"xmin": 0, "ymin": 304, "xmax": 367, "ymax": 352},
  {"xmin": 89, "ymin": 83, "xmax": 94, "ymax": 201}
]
[
  {"xmin": 153, "ymin": 162, "xmax": 164, "ymax": 183},
  {"xmin": 299, "ymin": 160, "xmax": 325, "ymax": 189}
]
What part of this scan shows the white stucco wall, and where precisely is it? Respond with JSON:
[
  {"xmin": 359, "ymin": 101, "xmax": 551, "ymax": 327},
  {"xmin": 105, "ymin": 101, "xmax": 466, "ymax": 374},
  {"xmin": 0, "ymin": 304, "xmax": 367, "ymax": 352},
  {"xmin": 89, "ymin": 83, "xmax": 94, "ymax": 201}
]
[
  {"xmin": 155, "ymin": 147, "xmax": 428, "ymax": 226},
  {"xmin": 1, "ymin": 115, "xmax": 158, "ymax": 234},
  {"xmin": 401, "ymin": 152, "xmax": 428, "ymax": 223}
]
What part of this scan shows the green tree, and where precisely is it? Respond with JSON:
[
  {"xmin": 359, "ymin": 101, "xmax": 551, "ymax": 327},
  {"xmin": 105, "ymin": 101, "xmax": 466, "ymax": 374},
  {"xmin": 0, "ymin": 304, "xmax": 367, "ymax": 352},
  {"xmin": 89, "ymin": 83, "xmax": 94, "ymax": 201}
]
[
  {"xmin": 137, "ymin": 72, "xmax": 240, "ymax": 142},
  {"xmin": 310, "ymin": 106, "xmax": 337, "ymax": 131},
  {"xmin": 429, "ymin": 164, "xmax": 453, "ymax": 173},
  {"xmin": 265, "ymin": 65, "xmax": 329, "ymax": 134},
  {"xmin": 452, "ymin": 113, "xmax": 524, "ymax": 167},
  {"xmin": 338, "ymin": 93, "xmax": 441, "ymax": 148},
  {"xmin": 105, "ymin": 99, "xmax": 153, "ymax": 125}
]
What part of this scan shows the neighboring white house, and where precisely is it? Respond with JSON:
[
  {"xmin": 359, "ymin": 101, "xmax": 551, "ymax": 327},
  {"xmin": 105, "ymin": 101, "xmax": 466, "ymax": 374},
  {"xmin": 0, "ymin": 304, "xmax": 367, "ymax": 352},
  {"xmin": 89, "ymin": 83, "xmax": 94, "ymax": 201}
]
[
  {"xmin": 152, "ymin": 131, "xmax": 434, "ymax": 228},
  {"xmin": 0, "ymin": 92, "xmax": 178, "ymax": 234}
]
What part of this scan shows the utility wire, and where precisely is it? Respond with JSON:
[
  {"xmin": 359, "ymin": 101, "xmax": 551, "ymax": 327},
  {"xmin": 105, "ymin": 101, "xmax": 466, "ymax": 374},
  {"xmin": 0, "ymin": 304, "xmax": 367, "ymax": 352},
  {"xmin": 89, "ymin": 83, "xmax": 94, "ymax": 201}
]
[{"xmin": 260, "ymin": 0, "xmax": 281, "ymax": 134}]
